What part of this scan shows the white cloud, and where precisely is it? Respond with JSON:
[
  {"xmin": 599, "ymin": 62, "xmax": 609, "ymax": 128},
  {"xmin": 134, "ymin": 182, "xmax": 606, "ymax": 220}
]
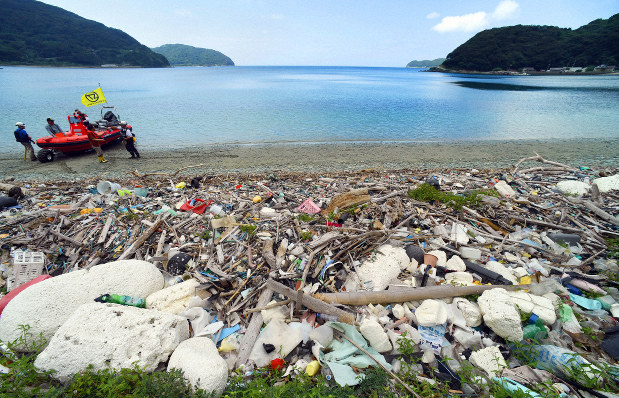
[
  {"xmin": 426, "ymin": 12, "xmax": 440, "ymax": 20},
  {"xmin": 492, "ymin": 0, "xmax": 519, "ymax": 20},
  {"xmin": 433, "ymin": 12, "xmax": 488, "ymax": 33}
]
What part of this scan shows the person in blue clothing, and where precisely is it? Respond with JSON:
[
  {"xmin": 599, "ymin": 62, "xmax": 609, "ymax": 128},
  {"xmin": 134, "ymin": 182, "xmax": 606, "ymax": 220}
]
[{"xmin": 14, "ymin": 122, "xmax": 37, "ymax": 161}]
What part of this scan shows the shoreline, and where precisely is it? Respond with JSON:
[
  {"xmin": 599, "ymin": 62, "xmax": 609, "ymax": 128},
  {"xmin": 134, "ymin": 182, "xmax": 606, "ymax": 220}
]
[{"xmin": 1, "ymin": 138, "xmax": 617, "ymax": 182}]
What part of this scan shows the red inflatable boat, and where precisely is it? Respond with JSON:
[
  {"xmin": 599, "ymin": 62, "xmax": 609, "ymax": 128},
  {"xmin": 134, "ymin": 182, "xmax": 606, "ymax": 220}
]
[{"xmin": 35, "ymin": 107, "xmax": 124, "ymax": 162}]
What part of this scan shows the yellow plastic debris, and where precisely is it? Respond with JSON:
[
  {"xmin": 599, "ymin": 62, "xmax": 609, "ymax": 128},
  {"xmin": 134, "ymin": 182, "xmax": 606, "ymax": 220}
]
[
  {"xmin": 253, "ymin": 195, "xmax": 262, "ymax": 203},
  {"xmin": 218, "ymin": 339, "xmax": 236, "ymax": 352},
  {"xmin": 175, "ymin": 182, "xmax": 186, "ymax": 189},
  {"xmin": 520, "ymin": 276, "xmax": 532, "ymax": 285},
  {"xmin": 80, "ymin": 208, "xmax": 103, "ymax": 214},
  {"xmin": 305, "ymin": 360, "xmax": 320, "ymax": 376}
]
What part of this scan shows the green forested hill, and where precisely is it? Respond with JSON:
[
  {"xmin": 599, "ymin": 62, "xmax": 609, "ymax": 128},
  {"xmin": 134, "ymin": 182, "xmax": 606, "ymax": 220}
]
[
  {"xmin": 0, "ymin": 0, "xmax": 169, "ymax": 67},
  {"xmin": 151, "ymin": 44, "xmax": 234, "ymax": 66},
  {"xmin": 442, "ymin": 13, "xmax": 619, "ymax": 72},
  {"xmin": 406, "ymin": 58, "xmax": 445, "ymax": 68}
]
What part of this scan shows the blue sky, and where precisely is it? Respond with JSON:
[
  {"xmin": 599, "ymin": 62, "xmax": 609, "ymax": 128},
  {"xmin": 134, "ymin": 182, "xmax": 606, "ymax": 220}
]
[{"xmin": 39, "ymin": 0, "xmax": 618, "ymax": 66}]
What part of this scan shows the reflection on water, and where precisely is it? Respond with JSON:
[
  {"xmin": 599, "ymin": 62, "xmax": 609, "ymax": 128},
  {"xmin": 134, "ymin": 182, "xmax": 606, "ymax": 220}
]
[
  {"xmin": 452, "ymin": 80, "xmax": 619, "ymax": 92},
  {"xmin": 0, "ymin": 66, "xmax": 618, "ymax": 153}
]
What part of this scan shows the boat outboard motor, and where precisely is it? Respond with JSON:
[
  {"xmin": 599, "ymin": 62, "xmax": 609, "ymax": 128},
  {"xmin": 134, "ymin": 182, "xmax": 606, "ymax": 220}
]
[{"xmin": 103, "ymin": 111, "xmax": 119, "ymax": 126}]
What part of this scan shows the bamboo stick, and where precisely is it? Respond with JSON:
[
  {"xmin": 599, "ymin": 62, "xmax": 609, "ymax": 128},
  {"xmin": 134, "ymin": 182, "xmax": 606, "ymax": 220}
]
[{"xmin": 314, "ymin": 284, "xmax": 530, "ymax": 306}]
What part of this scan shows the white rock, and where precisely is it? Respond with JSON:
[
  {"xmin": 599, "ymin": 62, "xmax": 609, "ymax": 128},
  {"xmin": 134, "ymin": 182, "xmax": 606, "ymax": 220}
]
[
  {"xmin": 478, "ymin": 288, "xmax": 523, "ymax": 342},
  {"xmin": 167, "ymin": 337, "xmax": 228, "ymax": 397},
  {"xmin": 427, "ymin": 250, "xmax": 447, "ymax": 267},
  {"xmin": 0, "ymin": 260, "xmax": 164, "ymax": 349},
  {"xmin": 484, "ymin": 261, "xmax": 518, "ymax": 285},
  {"xmin": 445, "ymin": 272, "xmax": 474, "ymax": 285},
  {"xmin": 494, "ymin": 181, "xmax": 516, "ymax": 197},
  {"xmin": 352, "ymin": 245, "xmax": 409, "ymax": 291},
  {"xmin": 388, "ymin": 325, "xmax": 421, "ymax": 353},
  {"xmin": 359, "ymin": 318, "xmax": 392, "ymax": 353},
  {"xmin": 146, "ymin": 279, "xmax": 200, "ymax": 314},
  {"xmin": 557, "ymin": 181, "xmax": 590, "ymax": 196},
  {"xmin": 392, "ymin": 304, "xmax": 406, "ymax": 319},
  {"xmin": 452, "ymin": 298, "xmax": 482, "ymax": 327},
  {"xmin": 415, "ymin": 300, "xmax": 447, "ymax": 327},
  {"xmin": 592, "ymin": 174, "xmax": 619, "ymax": 193},
  {"xmin": 459, "ymin": 247, "xmax": 482, "ymax": 260},
  {"xmin": 469, "ymin": 346, "xmax": 507, "ymax": 376},
  {"xmin": 504, "ymin": 252, "xmax": 520, "ymax": 263},
  {"xmin": 507, "ymin": 291, "xmax": 556, "ymax": 325},
  {"xmin": 450, "ymin": 224, "xmax": 469, "ymax": 245},
  {"xmin": 34, "ymin": 303, "xmax": 189, "ymax": 382},
  {"xmin": 445, "ymin": 256, "xmax": 466, "ymax": 271}
]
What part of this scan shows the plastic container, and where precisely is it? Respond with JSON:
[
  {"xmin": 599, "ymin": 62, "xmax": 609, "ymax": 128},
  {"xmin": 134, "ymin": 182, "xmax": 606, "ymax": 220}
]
[
  {"xmin": 134, "ymin": 187, "xmax": 148, "ymax": 197},
  {"xmin": 10, "ymin": 250, "xmax": 45, "ymax": 291},
  {"xmin": 96, "ymin": 181, "xmax": 121, "ymax": 195}
]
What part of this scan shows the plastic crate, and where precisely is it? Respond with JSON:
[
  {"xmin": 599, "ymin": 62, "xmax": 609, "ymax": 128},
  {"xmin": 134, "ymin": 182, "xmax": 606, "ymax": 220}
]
[{"xmin": 9, "ymin": 251, "xmax": 45, "ymax": 291}]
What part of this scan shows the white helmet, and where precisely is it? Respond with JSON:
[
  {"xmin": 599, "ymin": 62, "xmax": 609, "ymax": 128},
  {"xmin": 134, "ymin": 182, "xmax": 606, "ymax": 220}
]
[
  {"xmin": 120, "ymin": 121, "xmax": 127, "ymax": 125},
  {"xmin": 15, "ymin": 122, "xmax": 24, "ymax": 127}
]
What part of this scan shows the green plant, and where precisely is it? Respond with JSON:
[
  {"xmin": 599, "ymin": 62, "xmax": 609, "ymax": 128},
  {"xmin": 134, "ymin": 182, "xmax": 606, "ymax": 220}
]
[
  {"xmin": 407, "ymin": 184, "xmax": 497, "ymax": 211},
  {"xmin": 239, "ymin": 224, "xmax": 257, "ymax": 235},
  {"xmin": 300, "ymin": 231, "xmax": 313, "ymax": 241},
  {"xmin": 0, "ymin": 325, "xmax": 62, "ymax": 397},
  {"xmin": 297, "ymin": 214, "xmax": 315, "ymax": 223},
  {"xmin": 606, "ymin": 237, "xmax": 619, "ymax": 259}
]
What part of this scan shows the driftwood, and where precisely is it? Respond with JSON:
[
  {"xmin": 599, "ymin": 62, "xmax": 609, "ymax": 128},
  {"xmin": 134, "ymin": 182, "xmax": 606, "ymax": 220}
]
[
  {"xmin": 235, "ymin": 287, "xmax": 273, "ymax": 368},
  {"xmin": 513, "ymin": 153, "xmax": 576, "ymax": 174},
  {"xmin": 314, "ymin": 284, "xmax": 530, "ymax": 306},
  {"xmin": 266, "ymin": 279, "xmax": 356, "ymax": 324}
]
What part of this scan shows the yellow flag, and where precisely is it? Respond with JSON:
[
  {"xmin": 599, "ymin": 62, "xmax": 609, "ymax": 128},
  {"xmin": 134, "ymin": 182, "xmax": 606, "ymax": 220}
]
[{"xmin": 81, "ymin": 87, "xmax": 107, "ymax": 107}]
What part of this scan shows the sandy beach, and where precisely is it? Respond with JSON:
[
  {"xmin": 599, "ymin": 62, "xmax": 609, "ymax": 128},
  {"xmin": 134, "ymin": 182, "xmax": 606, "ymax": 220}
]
[{"xmin": 1, "ymin": 138, "xmax": 617, "ymax": 181}]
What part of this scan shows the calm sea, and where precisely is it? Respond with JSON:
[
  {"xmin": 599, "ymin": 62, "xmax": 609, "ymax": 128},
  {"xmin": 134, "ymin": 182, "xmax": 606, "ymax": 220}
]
[{"xmin": 1, "ymin": 66, "xmax": 618, "ymax": 154}]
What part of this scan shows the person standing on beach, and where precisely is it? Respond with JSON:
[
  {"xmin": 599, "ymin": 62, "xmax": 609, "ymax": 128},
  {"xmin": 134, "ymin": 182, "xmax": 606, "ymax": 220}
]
[
  {"xmin": 14, "ymin": 122, "xmax": 37, "ymax": 161},
  {"xmin": 45, "ymin": 118, "xmax": 64, "ymax": 136},
  {"xmin": 120, "ymin": 121, "xmax": 140, "ymax": 159},
  {"xmin": 86, "ymin": 128, "xmax": 108, "ymax": 163}
]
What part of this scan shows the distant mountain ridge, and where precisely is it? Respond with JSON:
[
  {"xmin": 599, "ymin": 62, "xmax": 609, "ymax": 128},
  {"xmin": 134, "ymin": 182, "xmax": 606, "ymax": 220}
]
[
  {"xmin": 0, "ymin": 0, "xmax": 168, "ymax": 67},
  {"xmin": 151, "ymin": 44, "xmax": 234, "ymax": 66},
  {"xmin": 406, "ymin": 58, "xmax": 445, "ymax": 68},
  {"xmin": 441, "ymin": 13, "xmax": 619, "ymax": 72}
]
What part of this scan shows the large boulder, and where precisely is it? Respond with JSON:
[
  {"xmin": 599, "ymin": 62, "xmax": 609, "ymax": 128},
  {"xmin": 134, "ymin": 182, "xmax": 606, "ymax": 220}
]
[
  {"xmin": 167, "ymin": 337, "xmax": 228, "ymax": 397},
  {"xmin": 0, "ymin": 260, "xmax": 164, "ymax": 349},
  {"xmin": 34, "ymin": 302, "xmax": 189, "ymax": 382}
]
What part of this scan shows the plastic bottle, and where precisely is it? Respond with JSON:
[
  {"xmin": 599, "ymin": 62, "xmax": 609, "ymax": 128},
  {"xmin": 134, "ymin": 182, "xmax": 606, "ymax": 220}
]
[
  {"xmin": 94, "ymin": 293, "xmax": 146, "ymax": 308},
  {"xmin": 558, "ymin": 304, "xmax": 582, "ymax": 334},
  {"xmin": 523, "ymin": 318, "xmax": 548, "ymax": 341}
]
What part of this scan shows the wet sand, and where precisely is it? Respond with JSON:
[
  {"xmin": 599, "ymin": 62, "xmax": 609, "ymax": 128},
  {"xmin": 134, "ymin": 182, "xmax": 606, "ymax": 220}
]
[{"xmin": 1, "ymin": 139, "xmax": 617, "ymax": 181}]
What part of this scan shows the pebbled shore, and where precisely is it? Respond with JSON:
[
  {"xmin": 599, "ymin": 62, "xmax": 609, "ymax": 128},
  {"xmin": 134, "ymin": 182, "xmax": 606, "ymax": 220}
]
[{"xmin": 1, "ymin": 139, "xmax": 617, "ymax": 181}]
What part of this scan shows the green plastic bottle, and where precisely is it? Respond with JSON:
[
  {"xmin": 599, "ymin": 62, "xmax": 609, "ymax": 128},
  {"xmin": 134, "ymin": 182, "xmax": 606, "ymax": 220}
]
[{"xmin": 94, "ymin": 293, "xmax": 146, "ymax": 308}]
